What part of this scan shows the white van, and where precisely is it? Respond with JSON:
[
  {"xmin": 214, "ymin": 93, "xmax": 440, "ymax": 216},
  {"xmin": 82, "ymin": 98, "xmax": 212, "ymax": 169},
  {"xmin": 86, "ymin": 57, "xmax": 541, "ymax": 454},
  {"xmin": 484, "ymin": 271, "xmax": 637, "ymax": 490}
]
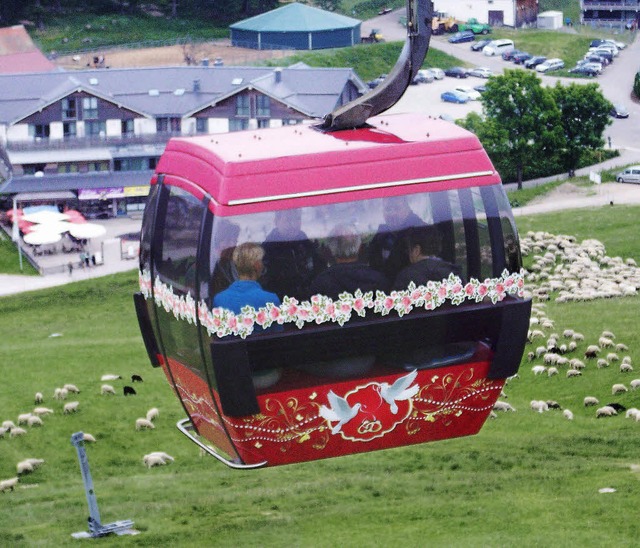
[
  {"xmin": 616, "ymin": 166, "xmax": 640, "ymax": 184},
  {"xmin": 483, "ymin": 39, "xmax": 515, "ymax": 56}
]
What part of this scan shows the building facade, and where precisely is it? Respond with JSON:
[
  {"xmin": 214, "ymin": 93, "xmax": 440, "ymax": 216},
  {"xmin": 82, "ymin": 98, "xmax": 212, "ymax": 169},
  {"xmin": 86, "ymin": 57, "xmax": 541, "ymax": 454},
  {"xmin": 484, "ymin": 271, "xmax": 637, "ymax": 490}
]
[
  {"xmin": 433, "ymin": 0, "xmax": 539, "ymax": 28},
  {"xmin": 580, "ymin": 0, "xmax": 639, "ymax": 29}
]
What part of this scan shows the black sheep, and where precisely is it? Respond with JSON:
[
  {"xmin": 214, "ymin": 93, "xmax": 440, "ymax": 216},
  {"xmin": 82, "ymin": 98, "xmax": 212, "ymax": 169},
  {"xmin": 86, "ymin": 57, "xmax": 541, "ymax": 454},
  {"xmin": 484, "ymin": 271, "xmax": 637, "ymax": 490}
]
[
  {"xmin": 123, "ymin": 386, "xmax": 137, "ymax": 396},
  {"xmin": 606, "ymin": 402, "xmax": 626, "ymax": 412},
  {"xmin": 131, "ymin": 374, "xmax": 143, "ymax": 383}
]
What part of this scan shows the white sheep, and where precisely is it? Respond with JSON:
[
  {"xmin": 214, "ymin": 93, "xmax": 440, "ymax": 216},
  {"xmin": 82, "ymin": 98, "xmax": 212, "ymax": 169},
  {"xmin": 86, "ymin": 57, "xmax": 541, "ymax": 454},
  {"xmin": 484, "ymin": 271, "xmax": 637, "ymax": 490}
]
[
  {"xmin": 596, "ymin": 358, "xmax": 609, "ymax": 369},
  {"xmin": 2, "ymin": 420, "xmax": 16, "ymax": 430},
  {"xmin": 547, "ymin": 367, "xmax": 559, "ymax": 377},
  {"xmin": 601, "ymin": 330, "xmax": 616, "ymax": 340},
  {"xmin": 599, "ymin": 336, "xmax": 614, "ymax": 348},
  {"xmin": 583, "ymin": 396, "xmax": 599, "ymax": 407},
  {"xmin": 0, "ymin": 477, "xmax": 19, "ymax": 493},
  {"xmin": 622, "ymin": 356, "xmax": 632, "ymax": 365},
  {"xmin": 63, "ymin": 383, "xmax": 80, "ymax": 394},
  {"xmin": 101, "ymin": 374, "xmax": 121, "ymax": 381},
  {"xmin": 16, "ymin": 460, "xmax": 34, "ymax": 475},
  {"xmin": 147, "ymin": 451, "xmax": 174, "ymax": 462},
  {"xmin": 572, "ymin": 332, "xmax": 585, "ymax": 341},
  {"xmin": 611, "ymin": 383, "xmax": 628, "ymax": 395},
  {"xmin": 493, "ymin": 401, "xmax": 516, "ymax": 412},
  {"xmin": 32, "ymin": 407, "xmax": 54, "ymax": 416},
  {"xmin": 585, "ymin": 345, "xmax": 600, "ymax": 358},
  {"xmin": 615, "ymin": 343, "xmax": 629, "ymax": 352},
  {"xmin": 563, "ymin": 409, "xmax": 574, "ymax": 420},
  {"xmin": 53, "ymin": 387, "xmax": 68, "ymax": 401},
  {"xmin": 63, "ymin": 401, "xmax": 80, "ymax": 414},
  {"xmin": 0, "ymin": 427, "xmax": 7, "ymax": 438},
  {"xmin": 146, "ymin": 408, "xmax": 160, "ymax": 422},
  {"xmin": 596, "ymin": 406, "xmax": 617, "ymax": 418},
  {"xmin": 625, "ymin": 408, "xmax": 639, "ymax": 419},
  {"xmin": 101, "ymin": 384, "xmax": 116, "ymax": 396},
  {"xmin": 620, "ymin": 363, "xmax": 634, "ymax": 373},
  {"xmin": 566, "ymin": 369, "xmax": 582, "ymax": 378},
  {"xmin": 531, "ymin": 365, "xmax": 547, "ymax": 375},
  {"xmin": 83, "ymin": 433, "xmax": 97, "ymax": 442},
  {"xmin": 530, "ymin": 400, "xmax": 549, "ymax": 413},
  {"xmin": 630, "ymin": 379, "xmax": 640, "ymax": 391},
  {"xmin": 10, "ymin": 427, "xmax": 27, "ymax": 437},
  {"xmin": 27, "ymin": 415, "xmax": 43, "ymax": 427},
  {"xmin": 135, "ymin": 418, "xmax": 155, "ymax": 430},
  {"xmin": 143, "ymin": 455, "xmax": 166, "ymax": 468},
  {"xmin": 569, "ymin": 358, "xmax": 585, "ymax": 370},
  {"xmin": 34, "ymin": 392, "xmax": 43, "ymax": 404},
  {"xmin": 17, "ymin": 413, "xmax": 32, "ymax": 425},
  {"xmin": 606, "ymin": 353, "xmax": 619, "ymax": 363},
  {"xmin": 562, "ymin": 329, "xmax": 574, "ymax": 338}
]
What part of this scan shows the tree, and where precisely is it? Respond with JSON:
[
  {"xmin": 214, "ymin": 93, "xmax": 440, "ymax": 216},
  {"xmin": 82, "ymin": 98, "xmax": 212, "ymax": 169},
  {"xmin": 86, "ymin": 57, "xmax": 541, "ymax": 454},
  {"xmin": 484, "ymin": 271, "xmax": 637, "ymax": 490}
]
[
  {"xmin": 551, "ymin": 82, "xmax": 612, "ymax": 177},
  {"xmin": 479, "ymin": 69, "xmax": 564, "ymax": 189}
]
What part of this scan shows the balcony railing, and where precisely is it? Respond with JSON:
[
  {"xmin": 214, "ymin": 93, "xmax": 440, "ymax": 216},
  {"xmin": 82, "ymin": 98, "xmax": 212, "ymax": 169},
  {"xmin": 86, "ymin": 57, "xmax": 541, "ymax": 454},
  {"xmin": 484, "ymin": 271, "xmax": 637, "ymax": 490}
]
[
  {"xmin": 582, "ymin": 0, "xmax": 640, "ymax": 8},
  {"xmin": 6, "ymin": 132, "xmax": 185, "ymax": 152}
]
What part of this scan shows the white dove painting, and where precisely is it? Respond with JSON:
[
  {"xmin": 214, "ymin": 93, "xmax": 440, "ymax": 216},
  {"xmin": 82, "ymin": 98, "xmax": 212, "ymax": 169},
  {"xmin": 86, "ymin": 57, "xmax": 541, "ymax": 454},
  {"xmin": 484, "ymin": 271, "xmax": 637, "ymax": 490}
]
[
  {"xmin": 378, "ymin": 369, "xmax": 419, "ymax": 414},
  {"xmin": 319, "ymin": 390, "xmax": 362, "ymax": 435}
]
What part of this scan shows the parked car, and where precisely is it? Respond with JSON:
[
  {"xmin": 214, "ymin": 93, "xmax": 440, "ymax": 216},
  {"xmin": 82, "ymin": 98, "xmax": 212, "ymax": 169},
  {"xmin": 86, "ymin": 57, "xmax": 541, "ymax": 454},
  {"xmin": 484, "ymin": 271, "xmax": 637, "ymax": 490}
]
[
  {"xmin": 584, "ymin": 53, "xmax": 609, "ymax": 66},
  {"xmin": 483, "ymin": 39, "xmax": 514, "ymax": 56},
  {"xmin": 524, "ymin": 56, "xmax": 546, "ymax": 69},
  {"xmin": 568, "ymin": 65, "xmax": 599, "ymax": 77},
  {"xmin": 501, "ymin": 49, "xmax": 522, "ymax": 61},
  {"xmin": 470, "ymin": 39, "xmax": 491, "ymax": 52},
  {"xmin": 512, "ymin": 52, "xmax": 532, "ymax": 64},
  {"xmin": 427, "ymin": 68, "xmax": 445, "ymax": 80},
  {"xmin": 610, "ymin": 104, "xmax": 629, "ymax": 118},
  {"xmin": 467, "ymin": 66, "xmax": 493, "ymax": 78},
  {"xmin": 366, "ymin": 74, "xmax": 387, "ymax": 88},
  {"xmin": 448, "ymin": 30, "xmax": 475, "ymax": 44},
  {"xmin": 444, "ymin": 66, "xmax": 469, "ymax": 78},
  {"xmin": 536, "ymin": 58, "xmax": 564, "ymax": 73},
  {"xmin": 441, "ymin": 90, "xmax": 469, "ymax": 103},
  {"xmin": 616, "ymin": 166, "xmax": 640, "ymax": 183},
  {"xmin": 592, "ymin": 48, "xmax": 614, "ymax": 63},
  {"xmin": 413, "ymin": 69, "xmax": 435, "ymax": 83},
  {"xmin": 603, "ymin": 39, "xmax": 625, "ymax": 50},
  {"xmin": 473, "ymin": 84, "xmax": 487, "ymax": 94},
  {"xmin": 454, "ymin": 86, "xmax": 481, "ymax": 100}
]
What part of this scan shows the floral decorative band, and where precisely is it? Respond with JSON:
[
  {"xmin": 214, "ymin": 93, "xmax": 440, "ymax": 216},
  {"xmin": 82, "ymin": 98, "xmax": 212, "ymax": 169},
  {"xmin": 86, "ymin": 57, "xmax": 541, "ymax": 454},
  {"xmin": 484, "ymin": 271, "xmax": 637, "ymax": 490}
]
[{"xmin": 139, "ymin": 269, "xmax": 525, "ymax": 339}]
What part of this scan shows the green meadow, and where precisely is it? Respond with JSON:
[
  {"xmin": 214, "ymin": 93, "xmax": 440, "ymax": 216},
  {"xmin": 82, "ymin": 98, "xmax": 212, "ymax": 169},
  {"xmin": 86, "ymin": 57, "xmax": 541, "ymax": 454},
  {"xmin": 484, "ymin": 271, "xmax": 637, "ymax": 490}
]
[{"xmin": 1, "ymin": 205, "xmax": 639, "ymax": 546}]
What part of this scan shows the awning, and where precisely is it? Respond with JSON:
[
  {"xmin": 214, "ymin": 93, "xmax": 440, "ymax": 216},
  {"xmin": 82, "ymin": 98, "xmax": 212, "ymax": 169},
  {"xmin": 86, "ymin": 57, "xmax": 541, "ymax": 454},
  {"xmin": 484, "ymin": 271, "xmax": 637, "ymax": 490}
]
[
  {"xmin": 14, "ymin": 190, "xmax": 76, "ymax": 202},
  {"xmin": 8, "ymin": 148, "xmax": 112, "ymax": 165}
]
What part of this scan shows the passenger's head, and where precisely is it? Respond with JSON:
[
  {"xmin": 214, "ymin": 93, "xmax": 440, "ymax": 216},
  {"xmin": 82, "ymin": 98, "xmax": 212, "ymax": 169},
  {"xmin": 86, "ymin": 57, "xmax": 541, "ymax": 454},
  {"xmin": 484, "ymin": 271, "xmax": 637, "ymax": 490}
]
[
  {"xmin": 406, "ymin": 225, "xmax": 442, "ymax": 262},
  {"xmin": 382, "ymin": 196, "xmax": 414, "ymax": 229},
  {"xmin": 327, "ymin": 224, "xmax": 361, "ymax": 262},
  {"xmin": 233, "ymin": 242, "xmax": 265, "ymax": 279},
  {"xmin": 274, "ymin": 208, "xmax": 302, "ymax": 238}
]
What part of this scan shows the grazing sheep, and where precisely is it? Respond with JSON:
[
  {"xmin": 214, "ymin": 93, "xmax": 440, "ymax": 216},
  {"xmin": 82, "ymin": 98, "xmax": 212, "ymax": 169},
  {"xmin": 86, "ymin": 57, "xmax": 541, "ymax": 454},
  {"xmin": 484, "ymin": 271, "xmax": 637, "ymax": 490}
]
[
  {"xmin": 34, "ymin": 392, "xmax": 43, "ymax": 404},
  {"xmin": 572, "ymin": 332, "xmax": 585, "ymax": 341},
  {"xmin": 611, "ymin": 383, "xmax": 628, "ymax": 395},
  {"xmin": 601, "ymin": 330, "xmax": 616, "ymax": 340},
  {"xmin": 535, "ymin": 346, "xmax": 547, "ymax": 358},
  {"xmin": 53, "ymin": 387, "xmax": 68, "ymax": 401},
  {"xmin": 630, "ymin": 379, "xmax": 640, "ymax": 390},
  {"xmin": 547, "ymin": 367, "xmax": 559, "ymax": 377},
  {"xmin": 546, "ymin": 400, "xmax": 561, "ymax": 409},
  {"xmin": 625, "ymin": 408, "xmax": 639, "ymax": 419},
  {"xmin": 101, "ymin": 374, "xmax": 121, "ymax": 381},
  {"xmin": 569, "ymin": 359, "xmax": 586, "ymax": 370},
  {"xmin": 147, "ymin": 451, "xmax": 174, "ymax": 462},
  {"xmin": 0, "ymin": 477, "xmax": 19, "ymax": 493},
  {"xmin": 606, "ymin": 353, "xmax": 619, "ymax": 363},
  {"xmin": 527, "ymin": 351, "xmax": 535, "ymax": 362},
  {"xmin": 32, "ymin": 407, "xmax": 54, "ymax": 416},
  {"xmin": 562, "ymin": 329, "xmax": 574, "ymax": 338},
  {"xmin": 17, "ymin": 413, "xmax": 32, "ymax": 425},
  {"xmin": 493, "ymin": 401, "xmax": 516, "ymax": 412},
  {"xmin": 599, "ymin": 337, "xmax": 614, "ymax": 348},
  {"xmin": 622, "ymin": 356, "xmax": 632, "ymax": 365},
  {"xmin": 568, "ymin": 341, "xmax": 577, "ymax": 352},
  {"xmin": 101, "ymin": 384, "xmax": 116, "ymax": 396},
  {"xmin": 566, "ymin": 369, "xmax": 582, "ymax": 378},
  {"xmin": 585, "ymin": 345, "xmax": 600, "ymax": 359},
  {"xmin": 27, "ymin": 415, "xmax": 43, "ymax": 427},
  {"xmin": 532, "ymin": 365, "xmax": 547, "ymax": 375},
  {"xmin": 605, "ymin": 402, "xmax": 626, "ymax": 413},
  {"xmin": 82, "ymin": 433, "xmax": 97, "ymax": 442},
  {"xmin": 63, "ymin": 384, "xmax": 80, "ymax": 394},
  {"xmin": 146, "ymin": 408, "xmax": 159, "ymax": 422},
  {"xmin": 530, "ymin": 400, "xmax": 549, "ymax": 413},
  {"xmin": 143, "ymin": 455, "xmax": 166, "ymax": 468},
  {"xmin": 2, "ymin": 420, "xmax": 16, "ymax": 430},
  {"xmin": 563, "ymin": 409, "xmax": 574, "ymax": 420},
  {"xmin": 615, "ymin": 343, "xmax": 629, "ymax": 352},
  {"xmin": 620, "ymin": 363, "xmax": 634, "ymax": 373},
  {"xmin": 135, "ymin": 418, "xmax": 155, "ymax": 430},
  {"xmin": 556, "ymin": 357, "xmax": 570, "ymax": 367},
  {"xmin": 584, "ymin": 396, "xmax": 599, "ymax": 407},
  {"xmin": 488, "ymin": 411, "xmax": 498, "ymax": 419},
  {"xmin": 123, "ymin": 386, "xmax": 137, "ymax": 396},
  {"xmin": 131, "ymin": 374, "xmax": 143, "ymax": 383},
  {"xmin": 543, "ymin": 353, "xmax": 559, "ymax": 365},
  {"xmin": 16, "ymin": 460, "xmax": 34, "ymax": 475},
  {"xmin": 0, "ymin": 427, "xmax": 7, "ymax": 438},
  {"xmin": 596, "ymin": 406, "xmax": 617, "ymax": 418},
  {"xmin": 63, "ymin": 401, "xmax": 80, "ymax": 414},
  {"xmin": 597, "ymin": 359, "xmax": 610, "ymax": 369},
  {"xmin": 10, "ymin": 427, "xmax": 27, "ymax": 437}
]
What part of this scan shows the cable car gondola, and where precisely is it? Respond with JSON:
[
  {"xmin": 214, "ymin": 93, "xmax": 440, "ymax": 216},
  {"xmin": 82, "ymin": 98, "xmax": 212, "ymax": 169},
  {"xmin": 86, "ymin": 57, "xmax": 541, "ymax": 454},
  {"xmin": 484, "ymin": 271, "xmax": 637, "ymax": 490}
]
[{"xmin": 134, "ymin": 0, "xmax": 531, "ymax": 468}]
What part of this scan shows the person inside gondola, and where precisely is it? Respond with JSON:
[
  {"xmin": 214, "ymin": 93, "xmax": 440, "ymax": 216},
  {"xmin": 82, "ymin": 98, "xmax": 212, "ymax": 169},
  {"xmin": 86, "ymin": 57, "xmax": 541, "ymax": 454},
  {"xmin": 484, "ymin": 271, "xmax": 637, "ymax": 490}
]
[
  {"xmin": 368, "ymin": 195, "xmax": 424, "ymax": 282},
  {"xmin": 210, "ymin": 220, "xmax": 240, "ymax": 296},
  {"xmin": 310, "ymin": 223, "xmax": 388, "ymax": 299},
  {"xmin": 261, "ymin": 208, "xmax": 325, "ymax": 300},
  {"xmin": 392, "ymin": 225, "xmax": 460, "ymax": 290}
]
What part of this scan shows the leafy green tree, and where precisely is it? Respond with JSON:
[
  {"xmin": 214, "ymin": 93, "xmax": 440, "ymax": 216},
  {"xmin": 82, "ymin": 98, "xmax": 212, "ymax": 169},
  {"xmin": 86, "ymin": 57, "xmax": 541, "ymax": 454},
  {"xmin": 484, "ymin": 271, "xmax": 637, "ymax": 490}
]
[
  {"xmin": 634, "ymin": 71, "xmax": 640, "ymax": 101},
  {"xmin": 316, "ymin": 0, "xmax": 342, "ymax": 11},
  {"xmin": 551, "ymin": 82, "xmax": 612, "ymax": 176},
  {"xmin": 479, "ymin": 69, "xmax": 564, "ymax": 189}
]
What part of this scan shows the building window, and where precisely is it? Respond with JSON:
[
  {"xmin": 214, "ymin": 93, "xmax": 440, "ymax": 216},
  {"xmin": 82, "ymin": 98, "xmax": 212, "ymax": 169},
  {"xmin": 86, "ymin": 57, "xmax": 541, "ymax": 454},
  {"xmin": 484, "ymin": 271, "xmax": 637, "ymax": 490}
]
[
  {"xmin": 235, "ymin": 95, "xmax": 250, "ymax": 117},
  {"xmin": 82, "ymin": 97, "xmax": 98, "ymax": 119},
  {"xmin": 257, "ymin": 119, "xmax": 270, "ymax": 129},
  {"xmin": 62, "ymin": 98, "xmax": 77, "ymax": 120},
  {"xmin": 63, "ymin": 121, "xmax": 77, "ymax": 139},
  {"xmin": 256, "ymin": 95, "xmax": 270, "ymax": 117},
  {"xmin": 29, "ymin": 124, "xmax": 50, "ymax": 140},
  {"xmin": 282, "ymin": 119, "xmax": 302, "ymax": 125},
  {"xmin": 114, "ymin": 157, "xmax": 156, "ymax": 171},
  {"xmin": 88, "ymin": 161, "xmax": 109, "ymax": 172},
  {"xmin": 121, "ymin": 119, "xmax": 134, "ymax": 136},
  {"xmin": 23, "ymin": 164, "xmax": 46, "ymax": 175},
  {"xmin": 229, "ymin": 118, "xmax": 249, "ymax": 132},
  {"xmin": 57, "ymin": 163, "xmax": 79, "ymax": 174},
  {"xmin": 85, "ymin": 120, "xmax": 106, "ymax": 136},
  {"xmin": 196, "ymin": 118, "xmax": 208, "ymax": 133},
  {"xmin": 156, "ymin": 117, "xmax": 181, "ymax": 133}
]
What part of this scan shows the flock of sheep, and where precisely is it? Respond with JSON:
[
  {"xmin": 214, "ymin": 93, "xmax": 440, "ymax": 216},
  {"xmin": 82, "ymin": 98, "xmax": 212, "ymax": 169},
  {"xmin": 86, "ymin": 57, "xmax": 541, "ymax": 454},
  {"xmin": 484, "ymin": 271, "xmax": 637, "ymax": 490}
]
[
  {"xmin": 0, "ymin": 372, "xmax": 173, "ymax": 494},
  {"xmin": 492, "ymin": 231, "xmax": 638, "ymax": 423}
]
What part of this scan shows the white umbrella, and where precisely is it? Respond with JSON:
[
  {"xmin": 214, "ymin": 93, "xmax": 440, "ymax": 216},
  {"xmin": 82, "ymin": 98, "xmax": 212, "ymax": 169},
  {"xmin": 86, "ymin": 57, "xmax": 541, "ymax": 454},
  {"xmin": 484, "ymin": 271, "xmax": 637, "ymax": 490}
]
[
  {"xmin": 31, "ymin": 221, "xmax": 74, "ymax": 234},
  {"xmin": 23, "ymin": 211, "xmax": 70, "ymax": 224},
  {"xmin": 23, "ymin": 231, "xmax": 62, "ymax": 245},
  {"xmin": 68, "ymin": 223, "xmax": 107, "ymax": 239}
]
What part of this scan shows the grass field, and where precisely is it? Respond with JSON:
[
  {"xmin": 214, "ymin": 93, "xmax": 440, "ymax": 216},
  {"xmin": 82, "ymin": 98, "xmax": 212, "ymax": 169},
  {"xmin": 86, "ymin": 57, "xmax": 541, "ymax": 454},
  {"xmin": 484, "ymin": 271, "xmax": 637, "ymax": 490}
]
[{"xmin": 1, "ymin": 204, "xmax": 639, "ymax": 546}]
